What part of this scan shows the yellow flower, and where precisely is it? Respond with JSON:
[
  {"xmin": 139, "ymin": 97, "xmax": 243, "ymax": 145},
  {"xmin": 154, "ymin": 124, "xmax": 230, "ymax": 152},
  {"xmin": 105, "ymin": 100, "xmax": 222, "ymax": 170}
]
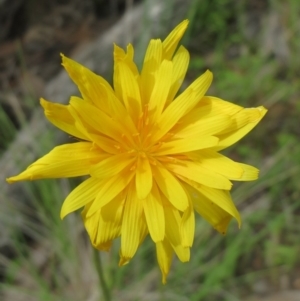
[{"xmin": 7, "ymin": 20, "xmax": 267, "ymax": 283}]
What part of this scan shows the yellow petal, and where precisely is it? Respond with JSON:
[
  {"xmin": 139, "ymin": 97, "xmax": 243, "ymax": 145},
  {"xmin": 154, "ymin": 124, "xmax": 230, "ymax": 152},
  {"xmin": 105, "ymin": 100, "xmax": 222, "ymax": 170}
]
[
  {"xmin": 121, "ymin": 181, "xmax": 144, "ymax": 260},
  {"xmin": 173, "ymin": 96, "xmax": 240, "ymax": 132},
  {"xmin": 114, "ymin": 43, "xmax": 139, "ymax": 80},
  {"xmin": 166, "ymin": 160, "xmax": 232, "ymax": 190},
  {"xmin": 140, "ymin": 39, "xmax": 163, "ymax": 105},
  {"xmin": 184, "ymin": 182, "xmax": 240, "ymax": 234},
  {"xmin": 119, "ymin": 213, "xmax": 148, "ymax": 266},
  {"xmin": 152, "ymin": 164, "xmax": 188, "ymax": 211},
  {"xmin": 124, "ymin": 44, "xmax": 139, "ymax": 78},
  {"xmin": 219, "ymin": 107, "xmax": 255, "ymax": 135},
  {"xmin": 180, "ymin": 193, "xmax": 195, "ymax": 247},
  {"xmin": 143, "ymin": 183, "xmax": 164, "ymax": 242},
  {"xmin": 90, "ymin": 154, "xmax": 135, "ymax": 179},
  {"xmin": 186, "ymin": 150, "xmax": 244, "ymax": 180},
  {"xmin": 162, "ymin": 19, "xmax": 189, "ymax": 60},
  {"xmin": 154, "ymin": 136, "xmax": 218, "ymax": 155},
  {"xmin": 175, "ymin": 102, "xmax": 215, "ymax": 127},
  {"xmin": 68, "ymin": 105, "xmax": 123, "ymax": 155},
  {"xmin": 69, "ymin": 97, "xmax": 128, "ymax": 145},
  {"xmin": 119, "ymin": 212, "xmax": 148, "ymax": 266},
  {"xmin": 94, "ymin": 192, "xmax": 126, "ymax": 246},
  {"xmin": 136, "ymin": 156, "xmax": 152, "ymax": 199},
  {"xmin": 88, "ymin": 134, "xmax": 123, "ymax": 155},
  {"xmin": 113, "ymin": 45, "xmax": 124, "ymax": 102},
  {"xmin": 148, "ymin": 60, "xmax": 173, "ymax": 121},
  {"xmin": 164, "ymin": 202, "xmax": 190, "ymax": 262},
  {"xmin": 236, "ymin": 163, "xmax": 259, "ymax": 181},
  {"xmin": 87, "ymin": 172, "xmax": 134, "ymax": 217},
  {"xmin": 61, "ymin": 177, "xmax": 101, "ymax": 219},
  {"xmin": 118, "ymin": 256, "xmax": 130, "ymax": 267},
  {"xmin": 119, "ymin": 215, "xmax": 148, "ymax": 266},
  {"xmin": 40, "ymin": 98, "xmax": 88, "ymax": 140},
  {"xmin": 116, "ymin": 62, "xmax": 142, "ymax": 122},
  {"xmin": 216, "ymin": 106, "xmax": 268, "ymax": 150},
  {"xmin": 139, "ymin": 214, "xmax": 149, "ymax": 243},
  {"xmin": 97, "ymin": 84, "xmax": 138, "ymax": 143},
  {"xmin": 7, "ymin": 142, "xmax": 105, "ymax": 183},
  {"xmin": 153, "ymin": 70, "xmax": 213, "ymax": 142},
  {"xmin": 200, "ymin": 96, "xmax": 243, "ymax": 116},
  {"xmin": 166, "ymin": 45, "xmax": 190, "ymax": 105},
  {"xmin": 113, "ymin": 43, "xmax": 125, "ymax": 59},
  {"xmin": 174, "ymin": 114, "xmax": 232, "ymax": 138},
  {"xmin": 156, "ymin": 239, "xmax": 173, "ymax": 284},
  {"xmin": 82, "ymin": 202, "xmax": 113, "ymax": 251},
  {"xmin": 196, "ymin": 182, "xmax": 241, "ymax": 227},
  {"xmin": 81, "ymin": 202, "xmax": 99, "ymax": 246},
  {"xmin": 61, "ymin": 54, "xmax": 115, "ymax": 113},
  {"xmin": 96, "ymin": 241, "xmax": 113, "ymax": 252}
]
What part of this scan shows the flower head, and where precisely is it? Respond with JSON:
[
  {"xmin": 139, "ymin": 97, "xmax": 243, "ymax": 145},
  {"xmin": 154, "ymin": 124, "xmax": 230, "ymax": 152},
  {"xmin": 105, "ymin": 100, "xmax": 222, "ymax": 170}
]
[{"xmin": 7, "ymin": 20, "xmax": 267, "ymax": 283}]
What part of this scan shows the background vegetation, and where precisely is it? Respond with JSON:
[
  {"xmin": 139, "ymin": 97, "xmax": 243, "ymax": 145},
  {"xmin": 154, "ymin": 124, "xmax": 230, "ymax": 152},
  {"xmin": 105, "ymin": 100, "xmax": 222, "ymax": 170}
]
[{"xmin": 1, "ymin": 0, "xmax": 300, "ymax": 300}]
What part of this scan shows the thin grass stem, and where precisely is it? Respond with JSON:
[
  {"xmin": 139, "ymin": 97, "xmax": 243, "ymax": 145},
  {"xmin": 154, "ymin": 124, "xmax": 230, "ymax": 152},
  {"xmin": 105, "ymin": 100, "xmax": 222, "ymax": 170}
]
[{"xmin": 93, "ymin": 248, "xmax": 111, "ymax": 301}]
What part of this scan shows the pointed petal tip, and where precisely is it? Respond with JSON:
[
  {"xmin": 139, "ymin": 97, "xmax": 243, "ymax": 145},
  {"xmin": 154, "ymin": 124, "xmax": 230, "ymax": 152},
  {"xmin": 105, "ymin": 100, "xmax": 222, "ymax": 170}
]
[
  {"xmin": 60, "ymin": 207, "xmax": 75, "ymax": 220},
  {"xmin": 6, "ymin": 173, "xmax": 29, "ymax": 183},
  {"xmin": 95, "ymin": 241, "xmax": 112, "ymax": 252},
  {"xmin": 205, "ymin": 69, "xmax": 213, "ymax": 79},
  {"xmin": 137, "ymin": 190, "xmax": 151, "ymax": 201},
  {"xmin": 183, "ymin": 19, "xmax": 189, "ymax": 26},
  {"xmin": 136, "ymin": 182, "xmax": 152, "ymax": 200},
  {"xmin": 176, "ymin": 19, "xmax": 189, "ymax": 32},
  {"xmin": 40, "ymin": 97, "xmax": 49, "ymax": 109},
  {"xmin": 126, "ymin": 43, "xmax": 134, "ymax": 51},
  {"xmin": 119, "ymin": 256, "xmax": 130, "ymax": 266},
  {"xmin": 214, "ymin": 212, "xmax": 241, "ymax": 234},
  {"xmin": 153, "ymin": 237, "xmax": 164, "ymax": 244},
  {"xmin": 248, "ymin": 167, "xmax": 259, "ymax": 180},
  {"xmin": 238, "ymin": 163, "xmax": 259, "ymax": 181},
  {"xmin": 181, "ymin": 202, "xmax": 189, "ymax": 212},
  {"xmin": 149, "ymin": 38, "xmax": 162, "ymax": 45},
  {"xmin": 259, "ymin": 105, "xmax": 268, "ymax": 111},
  {"xmin": 258, "ymin": 106, "xmax": 268, "ymax": 117},
  {"xmin": 60, "ymin": 53, "xmax": 71, "ymax": 67},
  {"xmin": 193, "ymin": 69, "xmax": 213, "ymax": 90},
  {"xmin": 238, "ymin": 218, "xmax": 242, "ymax": 229},
  {"xmin": 60, "ymin": 207, "xmax": 67, "ymax": 220},
  {"xmin": 6, "ymin": 177, "xmax": 14, "ymax": 184},
  {"xmin": 245, "ymin": 106, "xmax": 268, "ymax": 123},
  {"xmin": 60, "ymin": 53, "xmax": 66, "ymax": 63},
  {"xmin": 235, "ymin": 211, "xmax": 242, "ymax": 229}
]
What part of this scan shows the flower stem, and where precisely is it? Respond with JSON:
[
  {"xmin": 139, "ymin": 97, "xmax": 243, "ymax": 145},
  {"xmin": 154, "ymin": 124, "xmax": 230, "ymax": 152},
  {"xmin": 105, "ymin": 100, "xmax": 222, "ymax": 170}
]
[{"xmin": 93, "ymin": 248, "xmax": 111, "ymax": 301}]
